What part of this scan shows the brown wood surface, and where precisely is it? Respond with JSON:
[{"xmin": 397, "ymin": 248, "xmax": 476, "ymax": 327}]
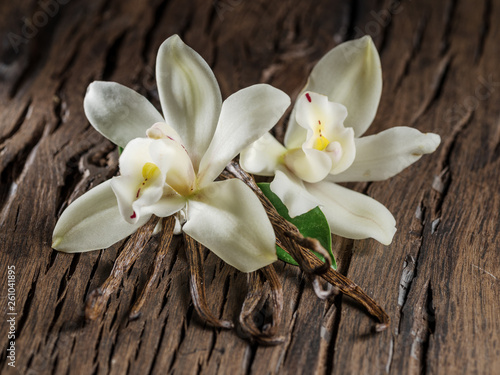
[{"xmin": 1, "ymin": 0, "xmax": 499, "ymax": 374}]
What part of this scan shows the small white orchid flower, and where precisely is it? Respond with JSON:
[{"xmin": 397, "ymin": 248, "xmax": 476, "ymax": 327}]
[
  {"xmin": 52, "ymin": 35, "xmax": 291, "ymax": 273},
  {"xmin": 283, "ymin": 91, "xmax": 355, "ymax": 183},
  {"xmin": 240, "ymin": 36, "xmax": 441, "ymax": 245}
]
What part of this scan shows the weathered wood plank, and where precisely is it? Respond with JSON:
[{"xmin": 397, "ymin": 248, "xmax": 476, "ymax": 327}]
[{"xmin": 1, "ymin": 0, "xmax": 498, "ymax": 374}]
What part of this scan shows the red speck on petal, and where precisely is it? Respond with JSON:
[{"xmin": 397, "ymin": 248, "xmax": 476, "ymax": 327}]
[
  {"xmin": 130, "ymin": 212, "xmax": 136, "ymax": 219},
  {"xmin": 305, "ymin": 93, "xmax": 312, "ymax": 102},
  {"xmin": 136, "ymin": 188, "xmax": 141, "ymax": 198},
  {"xmin": 318, "ymin": 120, "xmax": 321, "ymax": 124}
]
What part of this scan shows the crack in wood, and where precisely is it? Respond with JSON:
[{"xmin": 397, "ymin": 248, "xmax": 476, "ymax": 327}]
[
  {"xmin": 321, "ymin": 238, "xmax": 354, "ymax": 374},
  {"xmin": 242, "ymin": 343, "xmax": 257, "ymax": 375},
  {"xmin": 393, "ymin": 14, "xmax": 428, "ymax": 91},
  {"xmin": 205, "ymin": 330, "xmax": 218, "ymax": 364},
  {"xmin": 147, "ymin": 311, "xmax": 171, "ymax": 374},
  {"xmin": 376, "ymin": 0, "xmax": 398, "ymax": 57},
  {"xmin": 440, "ymin": 0, "xmax": 458, "ymax": 56},
  {"xmin": 0, "ymin": 119, "xmax": 45, "ymax": 224},
  {"xmin": 102, "ymin": 31, "xmax": 127, "ymax": 81},
  {"xmin": 133, "ymin": 322, "xmax": 147, "ymax": 361},
  {"xmin": 15, "ymin": 269, "xmax": 40, "ymax": 338},
  {"xmin": 277, "ymin": 275, "xmax": 307, "ymax": 368},
  {"xmin": 491, "ymin": 116, "xmax": 500, "ymax": 163},
  {"xmin": 345, "ymin": 0, "xmax": 359, "ymax": 40},
  {"xmin": 205, "ymin": 0, "xmax": 219, "ymax": 37},
  {"xmin": 0, "ymin": 99, "xmax": 32, "ymax": 147},
  {"xmin": 91, "ymin": 323, "xmax": 105, "ymax": 373},
  {"xmin": 397, "ymin": 254, "xmax": 417, "ymax": 335},
  {"xmin": 141, "ymin": 0, "xmax": 172, "ymax": 64},
  {"xmin": 159, "ymin": 280, "xmax": 173, "ymax": 317},
  {"xmin": 99, "ymin": 0, "xmax": 114, "ymax": 16},
  {"xmin": 167, "ymin": 312, "xmax": 189, "ymax": 373},
  {"xmin": 432, "ymin": 110, "xmax": 474, "ymax": 220},
  {"xmin": 411, "ymin": 54, "xmax": 452, "ymax": 125},
  {"xmin": 49, "ymin": 79, "xmax": 70, "ymax": 135},
  {"xmin": 383, "ymin": 335, "xmax": 393, "ymax": 374},
  {"xmin": 412, "ymin": 282, "xmax": 435, "ymax": 374},
  {"xmin": 81, "ymin": 252, "xmax": 105, "ymax": 304},
  {"xmin": 8, "ymin": 1, "xmax": 67, "ymax": 99},
  {"xmin": 53, "ymin": 13, "xmax": 88, "ymax": 79},
  {"xmin": 0, "ymin": 112, "xmax": 43, "ymax": 176},
  {"xmin": 397, "ymin": 255, "xmax": 417, "ymax": 310},
  {"xmin": 45, "ymin": 249, "xmax": 59, "ymax": 275},
  {"xmin": 474, "ymin": 0, "xmax": 492, "ymax": 64}
]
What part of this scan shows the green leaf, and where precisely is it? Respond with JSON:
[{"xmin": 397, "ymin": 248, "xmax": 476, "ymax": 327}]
[
  {"xmin": 118, "ymin": 146, "xmax": 124, "ymax": 155},
  {"xmin": 258, "ymin": 182, "xmax": 336, "ymax": 270}
]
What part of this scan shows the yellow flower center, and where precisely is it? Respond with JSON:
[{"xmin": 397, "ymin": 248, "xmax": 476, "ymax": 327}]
[
  {"xmin": 142, "ymin": 162, "xmax": 160, "ymax": 180},
  {"xmin": 313, "ymin": 121, "xmax": 330, "ymax": 151},
  {"xmin": 135, "ymin": 162, "xmax": 161, "ymax": 199}
]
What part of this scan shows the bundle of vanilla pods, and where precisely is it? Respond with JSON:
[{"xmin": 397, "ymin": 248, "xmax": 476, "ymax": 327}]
[{"xmin": 85, "ymin": 162, "xmax": 389, "ymax": 345}]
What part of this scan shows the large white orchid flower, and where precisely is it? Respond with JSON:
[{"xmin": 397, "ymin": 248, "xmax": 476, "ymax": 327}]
[
  {"xmin": 240, "ymin": 36, "xmax": 440, "ymax": 245},
  {"xmin": 52, "ymin": 35, "xmax": 291, "ymax": 272}
]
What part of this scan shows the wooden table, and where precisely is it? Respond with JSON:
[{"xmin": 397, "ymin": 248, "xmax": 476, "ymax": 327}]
[{"xmin": 1, "ymin": 0, "xmax": 499, "ymax": 374}]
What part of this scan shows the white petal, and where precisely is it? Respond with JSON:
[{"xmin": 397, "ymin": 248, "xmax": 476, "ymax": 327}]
[
  {"xmin": 327, "ymin": 127, "xmax": 356, "ymax": 175},
  {"xmin": 305, "ymin": 181, "xmax": 396, "ymax": 245},
  {"xmin": 182, "ymin": 179, "xmax": 277, "ymax": 273},
  {"xmin": 113, "ymin": 138, "xmax": 182, "ymax": 223},
  {"xmin": 156, "ymin": 34, "xmax": 222, "ymax": 170},
  {"xmin": 295, "ymin": 92, "xmax": 348, "ymax": 134},
  {"xmin": 283, "ymin": 147, "xmax": 332, "ymax": 183},
  {"xmin": 240, "ymin": 132, "xmax": 287, "ymax": 176},
  {"xmin": 113, "ymin": 138, "xmax": 163, "ymax": 224},
  {"xmin": 149, "ymin": 192, "xmax": 186, "ymax": 217},
  {"xmin": 328, "ymin": 128, "xmax": 441, "ymax": 183},
  {"xmin": 197, "ymin": 84, "xmax": 290, "ymax": 186},
  {"xmin": 149, "ymin": 138, "xmax": 196, "ymax": 196},
  {"xmin": 287, "ymin": 36, "xmax": 382, "ymax": 139},
  {"xmin": 110, "ymin": 174, "xmax": 164, "ymax": 224},
  {"xmin": 146, "ymin": 122, "xmax": 182, "ymax": 143},
  {"xmin": 52, "ymin": 180, "xmax": 150, "ymax": 253},
  {"xmin": 84, "ymin": 82, "xmax": 164, "ymax": 147},
  {"xmin": 119, "ymin": 138, "xmax": 155, "ymax": 177},
  {"xmin": 270, "ymin": 168, "xmax": 320, "ymax": 217},
  {"xmin": 173, "ymin": 209, "xmax": 187, "ymax": 235},
  {"xmin": 294, "ymin": 92, "xmax": 355, "ymax": 174},
  {"xmin": 110, "ymin": 175, "xmax": 143, "ymax": 222},
  {"xmin": 283, "ymin": 105, "xmax": 307, "ymax": 149}
]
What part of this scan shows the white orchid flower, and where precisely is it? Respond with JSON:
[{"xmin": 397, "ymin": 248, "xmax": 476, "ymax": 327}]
[
  {"xmin": 240, "ymin": 36, "xmax": 441, "ymax": 245},
  {"xmin": 52, "ymin": 35, "xmax": 291, "ymax": 272}
]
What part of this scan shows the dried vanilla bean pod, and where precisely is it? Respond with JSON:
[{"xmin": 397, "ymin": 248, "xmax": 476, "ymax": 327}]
[
  {"xmin": 272, "ymin": 216, "xmax": 389, "ymax": 326},
  {"xmin": 311, "ymin": 276, "xmax": 339, "ymax": 300},
  {"xmin": 239, "ymin": 265, "xmax": 285, "ymax": 345},
  {"xmin": 183, "ymin": 234, "xmax": 234, "ymax": 329},
  {"xmin": 239, "ymin": 271, "xmax": 266, "ymax": 337},
  {"xmin": 284, "ymin": 231, "xmax": 331, "ymax": 274},
  {"xmin": 300, "ymin": 248, "xmax": 390, "ymax": 330},
  {"xmin": 276, "ymin": 226, "xmax": 331, "ymax": 275},
  {"xmin": 275, "ymin": 222, "xmax": 389, "ymax": 328},
  {"xmin": 85, "ymin": 216, "xmax": 160, "ymax": 320},
  {"xmin": 224, "ymin": 162, "xmax": 390, "ymax": 329},
  {"xmin": 223, "ymin": 163, "xmax": 333, "ymax": 274},
  {"xmin": 260, "ymin": 265, "xmax": 283, "ymax": 337},
  {"xmin": 129, "ymin": 216, "xmax": 176, "ymax": 319}
]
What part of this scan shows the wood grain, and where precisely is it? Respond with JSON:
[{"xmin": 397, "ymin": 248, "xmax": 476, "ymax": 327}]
[{"xmin": 1, "ymin": 0, "xmax": 499, "ymax": 374}]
